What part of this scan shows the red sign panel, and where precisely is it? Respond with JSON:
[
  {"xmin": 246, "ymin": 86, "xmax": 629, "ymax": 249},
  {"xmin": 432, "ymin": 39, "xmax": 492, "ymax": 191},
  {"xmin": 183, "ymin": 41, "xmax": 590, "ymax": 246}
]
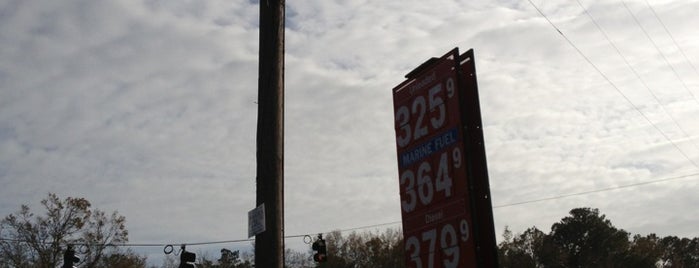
[{"xmin": 392, "ymin": 49, "xmax": 478, "ymax": 268}]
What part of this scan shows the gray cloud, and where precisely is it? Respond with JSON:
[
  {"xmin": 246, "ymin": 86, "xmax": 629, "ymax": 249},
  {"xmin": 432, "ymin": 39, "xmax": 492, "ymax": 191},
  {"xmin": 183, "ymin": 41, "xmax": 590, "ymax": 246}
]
[{"xmin": 1, "ymin": 0, "xmax": 698, "ymax": 265}]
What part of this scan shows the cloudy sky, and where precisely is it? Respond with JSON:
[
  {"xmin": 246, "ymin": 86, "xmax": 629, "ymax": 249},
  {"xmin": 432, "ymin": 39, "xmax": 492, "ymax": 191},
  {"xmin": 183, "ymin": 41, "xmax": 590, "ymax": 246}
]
[{"xmin": 2, "ymin": 0, "xmax": 698, "ymax": 264}]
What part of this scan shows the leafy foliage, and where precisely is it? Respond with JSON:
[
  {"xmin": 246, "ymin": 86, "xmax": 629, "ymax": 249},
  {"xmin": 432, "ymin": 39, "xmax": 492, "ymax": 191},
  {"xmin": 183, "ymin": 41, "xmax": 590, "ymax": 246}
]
[
  {"xmin": 7, "ymin": 195, "xmax": 694, "ymax": 268},
  {"xmin": 195, "ymin": 229, "xmax": 405, "ymax": 268},
  {"xmin": 0, "ymin": 193, "xmax": 142, "ymax": 268},
  {"xmin": 196, "ymin": 248, "xmax": 254, "ymax": 268},
  {"xmin": 197, "ymin": 208, "xmax": 698, "ymax": 268},
  {"xmin": 498, "ymin": 207, "xmax": 699, "ymax": 268},
  {"xmin": 547, "ymin": 208, "xmax": 630, "ymax": 267},
  {"xmin": 97, "ymin": 249, "xmax": 147, "ymax": 268},
  {"xmin": 498, "ymin": 226, "xmax": 545, "ymax": 268},
  {"xmin": 314, "ymin": 229, "xmax": 404, "ymax": 268}
]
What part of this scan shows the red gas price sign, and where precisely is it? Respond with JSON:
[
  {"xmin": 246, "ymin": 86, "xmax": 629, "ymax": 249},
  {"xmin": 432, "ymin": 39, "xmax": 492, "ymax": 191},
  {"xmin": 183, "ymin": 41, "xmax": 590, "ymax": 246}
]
[{"xmin": 393, "ymin": 49, "xmax": 478, "ymax": 268}]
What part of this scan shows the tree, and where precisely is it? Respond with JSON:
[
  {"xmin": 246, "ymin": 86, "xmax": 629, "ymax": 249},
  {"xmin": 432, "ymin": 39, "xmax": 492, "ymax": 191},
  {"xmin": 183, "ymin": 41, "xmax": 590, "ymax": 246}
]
[
  {"xmin": 195, "ymin": 248, "xmax": 254, "ymax": 268},
  {"xmin": 497, "ymin": 208, "xmax": 699, "ymax": 267},
  {"xmin": 0, "ymin": 193, "xmax": 140, "ymax": 268},
  {"xmin": 158, "ymin": 254, "xmax": 178, "ymax": 268},
  {"xmin": 623, "ymin": 233, "xmax": 663, "ymax": 267},
  {"xmin": 284, "ymin": 248, "xmax": 312, "ymax": 268},
  {"xmin": 544, "ymin": 208, "xmax": 630, "ymax": 267},
  {"xmin": 316, "ymin": 229, "xmax": 404, "ymax": 268},
  {"xmin": 657, "ymin": 236, "xmax": 699, "ymax": 268},
  {"xmin": 498, "ymin": 226, "xmax": 545, "ymax": 268},
  {"xmin": 96, "ymin": 249, "xmax": 147, "ymax": 268}
]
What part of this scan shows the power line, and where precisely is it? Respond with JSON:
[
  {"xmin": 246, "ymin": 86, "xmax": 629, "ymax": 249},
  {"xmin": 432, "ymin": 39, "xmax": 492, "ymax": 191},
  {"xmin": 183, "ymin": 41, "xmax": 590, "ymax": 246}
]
[
  {"xmin": 524, "ymin": 0, "xmax": 699, "ymax": 169},
  {"xmin": 3, "ymin": 172, "xmax": 698, "ymax": 249},
  {"xmin": 0, "ymin": 238, "xmax": 255, "ymax": 248},
  {"xmin": 621, "ymin": 0, "xmax": 699, "ymax": 104},
  {"xmin": 575, "ymin": 0, "xmax": 699, "ymax": 154},
  {"xmin": 643, "ymin": 0, "xmax": 699, "ymax": 80},
  {"xmin": 493, "ymin": 171, "xmax": 699, "ymax": 208},
  {"xmin": 294, "ymin": 171, "xmax": 699, "ymax": 233},
  {"xmin": 301, "ymin": 221, "xmax": 403, "ymax": 237},
  {"xmin": 0, "ymin": 222, "xmax": 402, "ymax": 249}
]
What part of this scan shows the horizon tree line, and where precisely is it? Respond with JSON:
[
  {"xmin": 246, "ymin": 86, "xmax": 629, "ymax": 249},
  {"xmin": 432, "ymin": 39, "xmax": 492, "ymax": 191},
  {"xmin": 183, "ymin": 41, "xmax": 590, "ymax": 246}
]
[{"xmin": 2, "ymin": 193, "xmax": 697, "ymax": 267}]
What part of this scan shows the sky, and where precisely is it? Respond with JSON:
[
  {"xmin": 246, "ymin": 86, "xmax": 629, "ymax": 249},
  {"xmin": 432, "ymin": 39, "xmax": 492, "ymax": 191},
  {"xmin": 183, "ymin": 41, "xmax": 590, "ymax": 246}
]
[{"xmin": 1, "ymin": 0, "xmax": 699, "ymax": 265}]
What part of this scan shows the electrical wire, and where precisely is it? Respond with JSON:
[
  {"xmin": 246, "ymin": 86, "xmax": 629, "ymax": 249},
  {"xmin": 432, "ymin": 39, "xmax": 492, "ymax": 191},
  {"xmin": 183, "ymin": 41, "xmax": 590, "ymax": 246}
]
[
  {"xmin": 3, "ymin": 171, "xmax": 698, "ymax": 248},
  {"xmin": 621, "ymin": 0, "xmax": 699, "ymax": 104},
  {"xmin": 0, "ymin": 222, "xmax": 400, "ymax": 248},
  {"xmin": 643, "ymin": 0, "xmax": 699, "ymax": 79},
  {"xmin": 524, "ymin": 0, "xmax": 699, "ymax": 169},
  {"xmin": 493, "ymin": 171, "xmax": 699, "ymax": 208},
  {"xmin": 3, "ymin": 3, "xmax": 699, "ymax": 248},
  {"xmin": 575, "ymin": 0, "xmax": 699, "ymax": 154}
]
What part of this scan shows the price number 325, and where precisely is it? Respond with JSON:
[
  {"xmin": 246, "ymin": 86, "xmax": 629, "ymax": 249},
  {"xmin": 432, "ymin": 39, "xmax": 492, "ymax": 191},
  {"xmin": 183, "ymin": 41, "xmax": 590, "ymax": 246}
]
[{"xmin": 396, "ymin": 78, "xmax": 456, "ymax": 148}]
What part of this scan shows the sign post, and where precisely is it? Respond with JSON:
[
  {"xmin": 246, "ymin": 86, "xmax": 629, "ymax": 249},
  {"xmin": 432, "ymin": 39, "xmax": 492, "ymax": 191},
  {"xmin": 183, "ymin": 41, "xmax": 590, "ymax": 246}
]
[
  {"xmin": 248, "ymin": 204, "xmax": 266, "ymax": 238},
  {"xmin": 392, "ymin": 48, "xmax": 497, "ymax": 268}
]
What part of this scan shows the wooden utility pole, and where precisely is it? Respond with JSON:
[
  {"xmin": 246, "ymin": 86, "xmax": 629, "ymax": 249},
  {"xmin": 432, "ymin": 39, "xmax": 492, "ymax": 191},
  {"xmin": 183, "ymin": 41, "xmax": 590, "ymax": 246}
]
[{"xmin": 255, "ymin": 0, "xmax": 284, "ymax": 267}]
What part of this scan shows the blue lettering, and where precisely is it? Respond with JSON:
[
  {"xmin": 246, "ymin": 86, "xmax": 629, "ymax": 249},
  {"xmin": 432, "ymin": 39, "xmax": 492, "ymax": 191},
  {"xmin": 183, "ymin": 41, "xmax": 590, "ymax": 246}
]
[{"xmin": 399, "ymin": 128, "xmax": 459, "ymax": 168}]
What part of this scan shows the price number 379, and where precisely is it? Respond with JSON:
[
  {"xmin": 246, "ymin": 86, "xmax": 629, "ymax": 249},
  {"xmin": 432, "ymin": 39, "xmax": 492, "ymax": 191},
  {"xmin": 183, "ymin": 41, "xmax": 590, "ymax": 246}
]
[
  {"xmin": 406, "ymin": 220, "xmax": 470, "ymax": 268},
  {"xmin": 396, "ymin": 78, "xmax": 455, "ymax": 148}
]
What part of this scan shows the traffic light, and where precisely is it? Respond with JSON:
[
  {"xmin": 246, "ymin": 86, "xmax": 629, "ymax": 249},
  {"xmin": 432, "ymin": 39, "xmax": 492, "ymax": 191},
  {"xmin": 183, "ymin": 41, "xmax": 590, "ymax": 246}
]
[
  {"xmin": 62, "ymin": 245, "xmax": 80, "ymax": 268},
  {"xmin": 312, "ymin": 234, "xmax": 327, "ymax": 263},
  {"xmin": 179, "ymin": 245, "xmax": 196, "ymax": 268}
]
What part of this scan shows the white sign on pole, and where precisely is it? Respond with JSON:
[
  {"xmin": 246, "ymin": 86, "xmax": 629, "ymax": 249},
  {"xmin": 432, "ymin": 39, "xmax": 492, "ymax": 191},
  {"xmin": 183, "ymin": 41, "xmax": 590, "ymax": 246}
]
[{"xmin": 248, "ymin": 204, "xmax": 266, "ymax": 238}]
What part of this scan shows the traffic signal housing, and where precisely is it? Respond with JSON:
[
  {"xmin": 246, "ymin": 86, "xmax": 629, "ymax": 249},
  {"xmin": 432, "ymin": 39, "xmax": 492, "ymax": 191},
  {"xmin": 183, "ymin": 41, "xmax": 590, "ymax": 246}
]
[
  {"xmin": 62, "ymin": 246, "xmax": 80, "ymax": 268},
  {"xmin": 179, "ymin": 245, "xmax": 196, "ymax": 268},
  {"xmin": 312, "ymin": 234, "xmax": 327, "ymax": 263}
]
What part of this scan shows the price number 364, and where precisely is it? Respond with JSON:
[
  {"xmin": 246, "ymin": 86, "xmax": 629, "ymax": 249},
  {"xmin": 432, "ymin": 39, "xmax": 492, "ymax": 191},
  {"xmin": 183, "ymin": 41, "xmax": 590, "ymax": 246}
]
[{"xmin": 401, "ymin": 148, "xmax": 462, "ymax": 213}]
